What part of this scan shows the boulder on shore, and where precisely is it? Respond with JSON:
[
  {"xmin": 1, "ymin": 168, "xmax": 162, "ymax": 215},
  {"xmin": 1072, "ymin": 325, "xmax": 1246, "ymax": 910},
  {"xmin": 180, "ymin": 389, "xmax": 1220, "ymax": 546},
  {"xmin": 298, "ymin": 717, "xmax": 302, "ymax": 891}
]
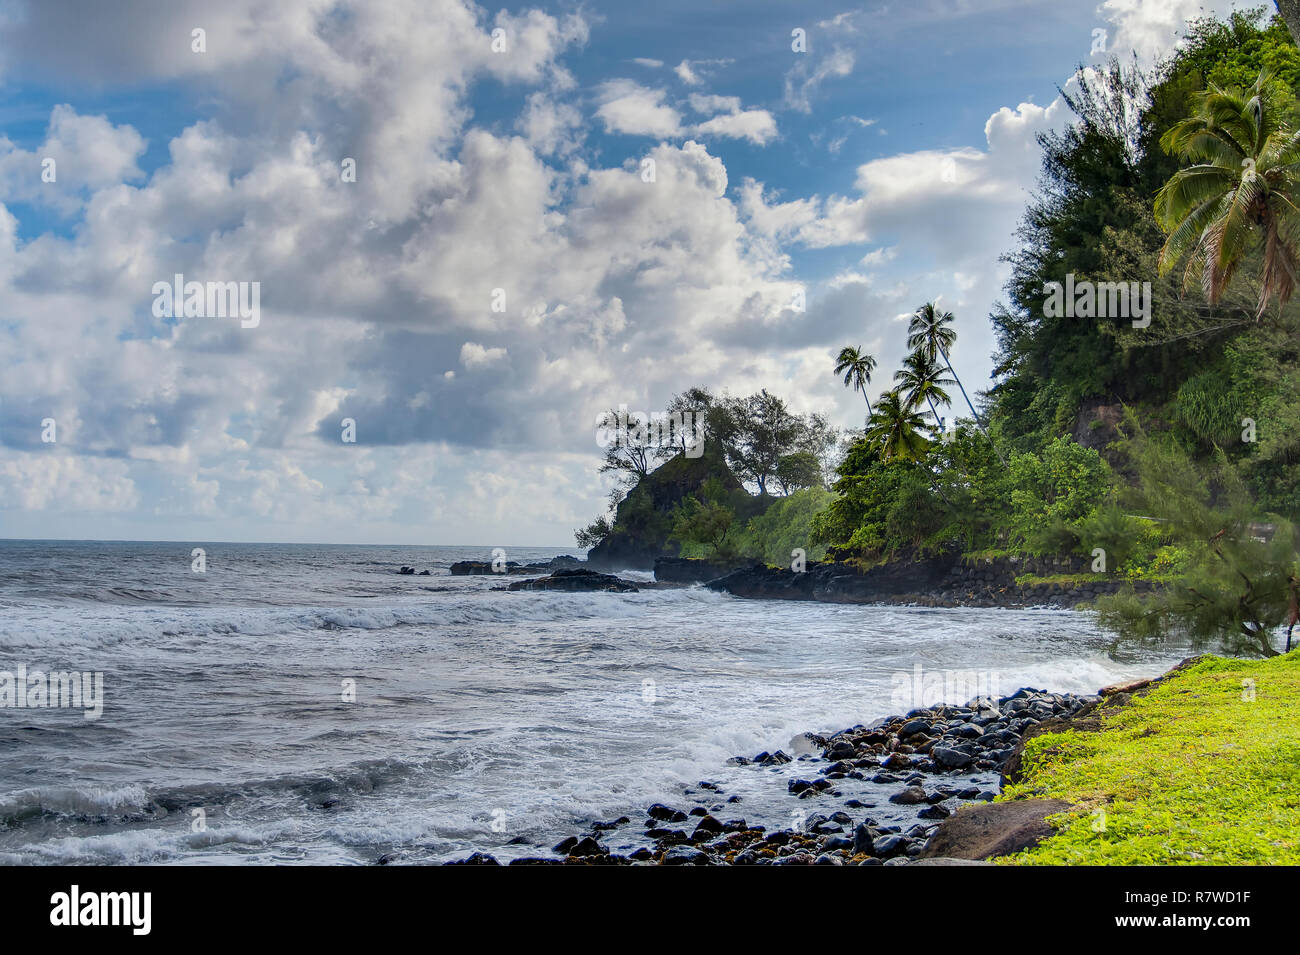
[{"xmin": 916, "ymin": 799, "xmax": 1073, "ymax": 860}]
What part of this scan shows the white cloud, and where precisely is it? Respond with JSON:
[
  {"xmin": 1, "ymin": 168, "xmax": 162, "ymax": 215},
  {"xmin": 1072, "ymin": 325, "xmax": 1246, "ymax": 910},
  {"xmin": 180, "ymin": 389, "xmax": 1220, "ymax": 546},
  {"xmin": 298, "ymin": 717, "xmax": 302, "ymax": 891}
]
[
  {"xmin": 1100, "ymin": 0, "xmax": 1244, "ymax": 63},
  {"xmin": 674, "ymin": 58, "xmax": 731, "ymax": 86},
  {"xmin": 0, "ymin": 0, "xmax": 1249, "ymax": 543},
  {"xmin": 459, "ymin": 342, "xmax": 509, "ymax": 369},
  {"xmin": 0, "ymin": 454, "xmax": 138, "ymax": 511},
  {"xmin": 0, "ymin": 105, "xmax": 146, "ymax": 213},
  {"xmin": 693, "ymin": 110, "xmax": 778, "ymax": 146},
  {"xmin": 517, "ymin": 91, "xmax": 584, "ymax": 156},
  {"xmin": 595, "ymin": 79, "xmax": 682, "ymax": 137},
  {"xmin": 784, "ymin": 47, "xmax": 854, "ymax": 112}
]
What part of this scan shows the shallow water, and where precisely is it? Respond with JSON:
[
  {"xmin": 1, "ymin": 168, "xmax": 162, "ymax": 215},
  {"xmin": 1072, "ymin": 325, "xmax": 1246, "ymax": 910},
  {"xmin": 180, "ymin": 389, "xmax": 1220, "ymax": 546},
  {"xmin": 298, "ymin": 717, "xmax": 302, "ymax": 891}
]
[{"xmin": 0, "ymin": 539, "xmax": 1187, "ymax": 864}]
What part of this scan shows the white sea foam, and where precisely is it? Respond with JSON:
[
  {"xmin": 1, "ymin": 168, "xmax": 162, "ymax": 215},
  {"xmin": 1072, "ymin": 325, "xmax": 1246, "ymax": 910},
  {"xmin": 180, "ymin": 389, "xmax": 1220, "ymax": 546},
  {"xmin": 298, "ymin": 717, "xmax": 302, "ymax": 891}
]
[{"xmin": 0, "ymin": 541, "xmax": 1189, "ymax": 864}]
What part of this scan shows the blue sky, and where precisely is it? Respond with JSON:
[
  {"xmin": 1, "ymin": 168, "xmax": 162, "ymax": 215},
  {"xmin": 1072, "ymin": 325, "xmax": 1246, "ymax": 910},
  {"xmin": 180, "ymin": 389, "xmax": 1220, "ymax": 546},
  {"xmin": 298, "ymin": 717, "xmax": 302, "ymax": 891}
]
[{"xmin": 0, "ymin": 0, "xmax": 1248, "ymax": 545}]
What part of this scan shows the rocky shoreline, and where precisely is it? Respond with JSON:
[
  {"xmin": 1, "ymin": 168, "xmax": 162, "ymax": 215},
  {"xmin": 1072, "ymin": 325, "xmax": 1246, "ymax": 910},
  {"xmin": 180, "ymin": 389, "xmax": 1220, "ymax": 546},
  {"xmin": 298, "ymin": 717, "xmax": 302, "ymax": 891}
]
[
  {"xmin": 420, "ymin": 553, "xmax": 1159, "ymax": 609},
  {"xmin": 415, "ymin": 553, "xmax": 1167, "ymax": 865},
  {"xmin": 701, "ymin": 555, "xmax": 1157, "ymax": 610},
  {"xmin": 444, "ymin": 684, "xmax": 1104, "ymax": 866}
]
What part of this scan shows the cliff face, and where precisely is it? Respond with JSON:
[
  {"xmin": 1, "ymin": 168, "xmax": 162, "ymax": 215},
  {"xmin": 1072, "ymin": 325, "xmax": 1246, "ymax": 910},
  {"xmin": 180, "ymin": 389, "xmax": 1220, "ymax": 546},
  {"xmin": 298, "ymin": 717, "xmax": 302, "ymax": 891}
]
[{"xmin": 586, "ymin": 446, "xmax": 743, "ymax": 571}]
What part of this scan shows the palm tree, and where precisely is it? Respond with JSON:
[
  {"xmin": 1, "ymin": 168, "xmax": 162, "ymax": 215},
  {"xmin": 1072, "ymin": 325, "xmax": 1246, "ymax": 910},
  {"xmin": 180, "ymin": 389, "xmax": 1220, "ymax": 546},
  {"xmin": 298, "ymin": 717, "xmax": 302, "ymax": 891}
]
[
  {"xmin": 1154, "ymin": 71, "xmax": 1300, "ymax": 317},
  {"xmin": 894, "ymin": 349, "xmax": 953, "ymax": 430},
  {"xmin": 907, "ymin": 302, "xmax": 1005, "ymax": 465},
  {"xmin": 864, "ymin": 390, "xmax": 929, "ymax": 463},
  {"xmin": 834, "ymin": 346, "xmax": 877, "ymax": 419}
]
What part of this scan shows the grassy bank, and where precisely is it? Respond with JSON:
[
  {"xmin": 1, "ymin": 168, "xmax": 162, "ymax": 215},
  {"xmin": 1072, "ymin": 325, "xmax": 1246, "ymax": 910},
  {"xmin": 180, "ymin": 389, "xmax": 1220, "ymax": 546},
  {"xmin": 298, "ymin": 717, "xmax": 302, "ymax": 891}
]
[{"xmin": 1001, "ymin": 651, "xmax": 1300, "ymax": 865}]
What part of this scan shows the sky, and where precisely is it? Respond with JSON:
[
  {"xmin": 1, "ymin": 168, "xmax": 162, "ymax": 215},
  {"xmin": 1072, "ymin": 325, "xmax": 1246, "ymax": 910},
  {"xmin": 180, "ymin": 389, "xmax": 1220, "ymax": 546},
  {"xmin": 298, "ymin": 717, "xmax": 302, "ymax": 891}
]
[{"xmin": 0, "ymin": 0, "xmax": 1249, "ymax": 546}]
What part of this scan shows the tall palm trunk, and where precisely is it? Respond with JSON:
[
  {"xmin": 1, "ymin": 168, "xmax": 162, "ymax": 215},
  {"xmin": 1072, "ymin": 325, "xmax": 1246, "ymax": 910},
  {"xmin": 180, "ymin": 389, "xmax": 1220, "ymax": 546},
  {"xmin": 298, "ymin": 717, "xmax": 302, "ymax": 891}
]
[
  {"xmin": 912, "ymin": 392, "xmax": 954, "ymax": 508},
  {"xmin": 1279, "ymin": 1, "xmax": 1300, "ymax": 47},
  {"xmin": 939, "ymin": 343, "xmax": 1006, "ymax": 466},
  {"xmin": 922, "ymin": 393, "xmax": 941, "ymax": 434}
]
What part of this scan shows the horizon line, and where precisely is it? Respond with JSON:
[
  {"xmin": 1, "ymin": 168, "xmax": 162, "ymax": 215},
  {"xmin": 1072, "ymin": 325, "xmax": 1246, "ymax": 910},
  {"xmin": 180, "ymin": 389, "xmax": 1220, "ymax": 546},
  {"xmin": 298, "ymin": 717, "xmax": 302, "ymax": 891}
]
[{"xmin": 0, "ymin": 536, "xmax": 582, "ymax": 549}]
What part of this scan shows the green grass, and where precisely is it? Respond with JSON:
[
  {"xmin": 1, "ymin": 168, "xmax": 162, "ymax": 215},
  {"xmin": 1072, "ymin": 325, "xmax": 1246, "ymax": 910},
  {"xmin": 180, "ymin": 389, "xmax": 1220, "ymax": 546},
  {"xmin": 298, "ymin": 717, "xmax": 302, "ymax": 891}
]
[
  {"xmin": 1013, "ymin": 572, "xmax": 1107, "ymax": 587},
  {"xmin": 1001, "ymin": 650, "xmax": 1300, "ymax": 865}
]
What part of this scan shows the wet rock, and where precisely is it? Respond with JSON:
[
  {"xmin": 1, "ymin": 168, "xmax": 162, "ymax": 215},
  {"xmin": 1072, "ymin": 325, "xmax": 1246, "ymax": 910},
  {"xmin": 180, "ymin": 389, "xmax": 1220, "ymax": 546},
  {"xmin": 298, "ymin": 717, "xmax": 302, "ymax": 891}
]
[
  {"xmin": 889, "ymin": 786, "xmax": 929, "ymax": 805},
  {"xmin": 852, "ymin": 822, "xmax": 875, "ymax": 855},
  {"xmin": 931, "ymin": 745, "xmax": 975, "ymax": 769},
  {"xmin": 448, "ymin": 852, "xmax": 501, "ymax": 865},
  {"xmin": 653, "ymin": 557, "xmax": 761, "ymax": 584},
  {"xmin": 567, "ymin": 836, "xmax": 607, "ymax": 857},
  {"xmin": 826, "ymin": 740, "xmax": 857, "ymax": 760},
  {"xmin": 873, "ymin": 834, "xmax": 912, "ymax": 858},
  {"xmin": 647, "ymin": 804, "xmax": 688, "ymax": 823},
  {"xmin": 661, "ymin": 846, "xmax": 711, "ymax": 865},
  {"xmin": 552, "ymin": 836, "xmax": 579, "ymax": 854},
  {"xmin": 507, "ymin": 569, "xmax": 638, "ymax": 593},
  {"xmin": 900, "ymin": 718, "xmax": 932, "ymax": 738},
  {"xmin": 692, "ymin": 815, "xmax": 725, "ymax": 839},
  {"xmin": 788, "ymin": 778, "xmax": 831, "ymax": 795},
  {"xmin": 645, "ymin": 828, "xmax": 688, "ymax": 845}
]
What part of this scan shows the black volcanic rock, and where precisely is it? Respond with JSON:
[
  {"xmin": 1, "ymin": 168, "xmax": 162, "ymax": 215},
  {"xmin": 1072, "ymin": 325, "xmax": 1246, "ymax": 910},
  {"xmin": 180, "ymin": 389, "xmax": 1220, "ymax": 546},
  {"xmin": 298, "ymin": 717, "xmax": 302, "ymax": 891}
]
[
  {"xmin": 449, "ymin": 556, "xmax": 581, "ymax": 576},
  {"xmin": 653, "ymin": 557, "xmax": 763, "ymax": 584},
  {"xmin": 706, "ymin": 555, "xmax": 957, "ymax": 603},
  {"xmin": 506, "ymin": 569, "xmax": 639, "ymax": 593}
]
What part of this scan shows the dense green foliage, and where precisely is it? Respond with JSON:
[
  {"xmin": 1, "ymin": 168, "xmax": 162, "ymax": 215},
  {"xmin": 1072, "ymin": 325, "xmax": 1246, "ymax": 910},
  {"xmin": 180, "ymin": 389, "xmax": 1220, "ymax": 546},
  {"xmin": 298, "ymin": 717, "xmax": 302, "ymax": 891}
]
[
  {"xmin": 810, "ymin": 427, "xmax": 1112, "ymax": 564},
  {"xmin": 675, "ymin": 485, "xmax": 833, "ymax": 564},
  {"xmin": 990, "ymin": 11, "xmax": 1300, "ymax": 504},
  {"xmin": 1094, "ymin": 423, "xmax": 1300, "ymax": 656},
  {"xmin": 811, "ymin": 9, "xmax": 1300, "ymax": 654}
]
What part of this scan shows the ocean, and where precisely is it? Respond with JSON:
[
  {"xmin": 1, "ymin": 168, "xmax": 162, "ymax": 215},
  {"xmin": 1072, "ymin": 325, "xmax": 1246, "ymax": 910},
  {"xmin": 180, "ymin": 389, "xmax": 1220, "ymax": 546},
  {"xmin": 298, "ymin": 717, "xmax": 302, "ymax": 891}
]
[{"xmin": 0, "ymin": 539, "xmax": 1186, "ymax": 864}]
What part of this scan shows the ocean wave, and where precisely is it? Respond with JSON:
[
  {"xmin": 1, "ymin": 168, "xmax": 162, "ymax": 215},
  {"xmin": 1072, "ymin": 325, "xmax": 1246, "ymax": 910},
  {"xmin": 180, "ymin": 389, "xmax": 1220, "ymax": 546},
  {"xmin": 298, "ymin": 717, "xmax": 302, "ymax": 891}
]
[
  {"xmin": 0, "ymin": 586, "xmax": 716, "ymax": 651},
  {"xmin": 0, "ymin": 784, "xmax": 152, "ymax": 823}
]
